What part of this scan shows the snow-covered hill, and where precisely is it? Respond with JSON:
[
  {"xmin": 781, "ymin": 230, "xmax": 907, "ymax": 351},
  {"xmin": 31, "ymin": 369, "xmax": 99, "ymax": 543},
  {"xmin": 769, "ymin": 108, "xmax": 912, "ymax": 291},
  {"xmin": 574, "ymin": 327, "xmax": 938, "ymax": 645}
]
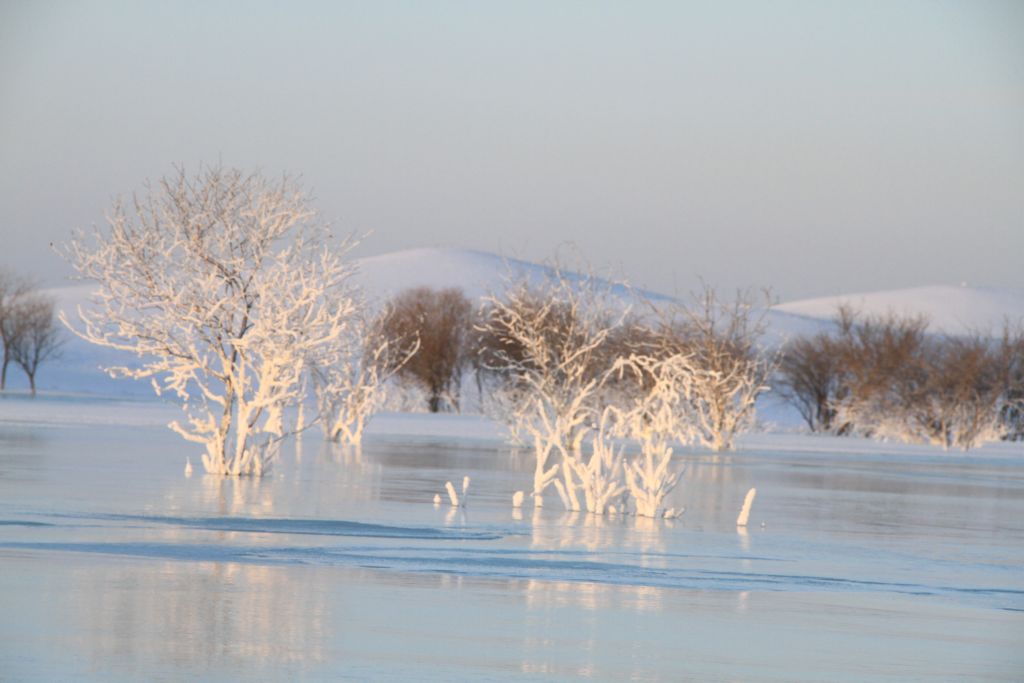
[
  {"xmin": 353, "ymin": 248, "xmax": 527, "ymax": 301},
  {"xmin": 13, "ymin": 248, "xmax": 1024, "ymax": 396},
  {"xmin": 775, "ymin": 285, "xmax": 1024, "ymax": 337},
  {"xmin": 351, "ymin": 247, "xmax": 670, "ymax": 304}
]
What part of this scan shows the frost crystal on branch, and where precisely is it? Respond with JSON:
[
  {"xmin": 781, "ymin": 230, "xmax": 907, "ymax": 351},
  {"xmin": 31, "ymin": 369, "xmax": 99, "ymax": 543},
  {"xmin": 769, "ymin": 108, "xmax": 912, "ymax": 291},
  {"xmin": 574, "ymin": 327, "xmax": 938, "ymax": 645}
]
[{"xmin": 61, "ymin": 166, "xmax": 358, "ymax": 476}]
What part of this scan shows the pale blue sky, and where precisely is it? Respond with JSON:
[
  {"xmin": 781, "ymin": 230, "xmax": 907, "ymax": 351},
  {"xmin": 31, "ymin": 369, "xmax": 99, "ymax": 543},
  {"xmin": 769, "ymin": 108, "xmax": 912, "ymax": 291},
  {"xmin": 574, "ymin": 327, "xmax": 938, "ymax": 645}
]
[{"xmin": 1, "ymin": 1, "xmax": 1021, "ymax": 299}]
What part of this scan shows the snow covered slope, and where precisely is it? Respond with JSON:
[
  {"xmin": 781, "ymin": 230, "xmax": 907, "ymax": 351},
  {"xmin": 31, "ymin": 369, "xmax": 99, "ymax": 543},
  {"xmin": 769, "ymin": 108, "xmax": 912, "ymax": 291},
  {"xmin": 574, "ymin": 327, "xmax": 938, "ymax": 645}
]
[
  {"xmin": 353, "ymin": 248, "xmax": 526, "ymax": 300},
  {"xmin": 351, "ymin": 247, "xmax": 668, "ymax": 303},
  {"xmin": 775, "ymin": 285, "xmax": 1024, "ymax": 337}
]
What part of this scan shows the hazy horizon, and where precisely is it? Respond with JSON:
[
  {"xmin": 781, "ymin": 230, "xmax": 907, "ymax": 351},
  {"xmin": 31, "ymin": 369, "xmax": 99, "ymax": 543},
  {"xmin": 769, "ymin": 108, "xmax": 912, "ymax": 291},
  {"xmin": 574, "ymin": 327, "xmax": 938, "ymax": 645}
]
[{"xmin": 2, "ymin": 1, "xmax": 1022, "ymax": 300}]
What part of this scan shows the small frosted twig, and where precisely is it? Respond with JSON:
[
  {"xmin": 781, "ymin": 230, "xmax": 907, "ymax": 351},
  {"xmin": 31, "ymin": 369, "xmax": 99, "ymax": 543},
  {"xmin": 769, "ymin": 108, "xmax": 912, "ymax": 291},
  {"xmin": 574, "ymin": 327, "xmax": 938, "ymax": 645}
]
[
  {"xmin": 561, "ymin": 463, "xmax": 581, "ymax": 512},
  {"xmin": 512, "ymin": 490, "xmax": 525, "ymax": 508},
  {"xmin": 445, "ymin": 481, "xmax": 460, "ymax": 507},
  {"xmin": 736, "ymin": 487, "xmax": 757, "ymax": 527},
  {"xmin": 184, "ymin": 457, "xmax": 193, "ymax": 477},
  {"xmin": 462, "ymin": 476, "xmax": 471, "ymax": 499},
  {"xmin": 433, "ymin": 494, "xmax": 441, "ymax": 506}
]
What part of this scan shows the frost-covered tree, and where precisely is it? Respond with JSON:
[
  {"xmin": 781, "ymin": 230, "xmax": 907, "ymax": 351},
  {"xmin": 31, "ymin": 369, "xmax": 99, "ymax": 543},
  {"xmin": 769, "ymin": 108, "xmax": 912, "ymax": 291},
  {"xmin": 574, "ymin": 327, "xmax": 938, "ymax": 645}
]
[
  {"xmin": 61, "ymin": 166, "xmax": 358, "ymax": 476},
  {"xmin": 623, "ymin": 442, "xmax": 681, "ymax": 518},
  {"xmin": 609, "ymin": 353, "xmax": 694, "ymax": 517},
  {"xmin": 663, "ymin": 287, "xmax": 777, "ymax": 451},
  {"xmin": 559, "ymin": 410, "xmax": 626, "ymax": 515},
  {"xmin": 478, "ymin": 269, "xmax": 623, "ymax": 504},
  {"xmin": 9, "ymin": 294, "xmax": 63, "ymax": 396},
  {"xmin": 311, "ymin": 310, "xmax": 419, "ymax": 445}
]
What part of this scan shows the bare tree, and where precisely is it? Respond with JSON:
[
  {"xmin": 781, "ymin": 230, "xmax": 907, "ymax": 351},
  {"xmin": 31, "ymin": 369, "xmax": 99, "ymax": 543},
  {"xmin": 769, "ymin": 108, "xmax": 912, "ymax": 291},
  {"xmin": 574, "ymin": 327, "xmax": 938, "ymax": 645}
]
[
  {"xmin": 923, "ymin": 335, "xmax": 1009, "ymax": 449},
  {"xmin": 0, "ymin": 269, "xmax": 32, "ymax": 390},
  {"xmin": 1000, "ymin": 324, "xmax": 1024, "ymax": 441},
  {"xmin": 775, "ymin": 332, "xmax": 843, "ymax": 432},
  {"xmin": 60, "ymin": 166, "xmax": 358, "ymax": 476},
  {"xmin": 379, "ymin": 287, "xmax": 473, "ymax": 413},
  {"xmin": 832, "ymin": 309, "xmax": 929, "ymax": 438},
  {"xmin": 477, "ymin": 269, "xmax": 623, "ymax": 505},
  {"xmin": 860, "ymin": 330, "xmax": 1016, "ymax": 451},
  {"xmin": 311, "ymin": 309, "xmax": 419, "ymax": 445},
  {"xmin": 10, "ymin": 294, "xmax": 63, "ymax": 395}
]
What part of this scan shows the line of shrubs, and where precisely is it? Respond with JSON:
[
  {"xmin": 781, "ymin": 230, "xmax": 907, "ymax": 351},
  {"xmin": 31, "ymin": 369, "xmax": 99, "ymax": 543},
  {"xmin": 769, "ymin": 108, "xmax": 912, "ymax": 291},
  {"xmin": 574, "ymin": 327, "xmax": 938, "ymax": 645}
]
[
  {"xmin": 375, "ymin": 287, "xmax": 1023, "ymax": 452},
  {"xmin": 774, "ymin": 306, "xmax": 1024, "ymax": 450}
]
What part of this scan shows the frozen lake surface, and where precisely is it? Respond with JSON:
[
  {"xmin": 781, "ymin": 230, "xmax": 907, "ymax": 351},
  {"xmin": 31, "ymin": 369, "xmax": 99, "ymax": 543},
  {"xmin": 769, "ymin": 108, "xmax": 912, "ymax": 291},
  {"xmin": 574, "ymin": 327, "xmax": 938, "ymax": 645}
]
[{"xmin": 1, "ymin": 394, "xmax": 1022, "ymax": 681}]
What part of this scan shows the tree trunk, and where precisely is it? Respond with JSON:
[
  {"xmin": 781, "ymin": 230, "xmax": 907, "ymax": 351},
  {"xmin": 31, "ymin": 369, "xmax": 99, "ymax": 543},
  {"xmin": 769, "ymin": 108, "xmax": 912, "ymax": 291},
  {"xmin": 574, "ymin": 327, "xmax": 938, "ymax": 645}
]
[
  {"xmin": 1, "ymin": 351, "xmax": 8, "ymax": 390},
  {"xmin": 28, "ymin": 372, "xmax": 36, "ymax": 397}
]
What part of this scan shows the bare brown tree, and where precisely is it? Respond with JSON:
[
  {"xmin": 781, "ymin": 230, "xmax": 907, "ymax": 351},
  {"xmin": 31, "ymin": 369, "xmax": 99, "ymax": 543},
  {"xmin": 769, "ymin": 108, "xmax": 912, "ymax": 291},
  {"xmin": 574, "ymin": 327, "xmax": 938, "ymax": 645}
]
[
  {"xmin": 380, "ymin": 287, "xmax": 474, "ymax": 413},
  {"xmin": 1000, "ymin": 324, "xmax": 1024, "ymax": 440},
  {"xmin": 10, "ymin": 294, "xmax": 63, "ymax": 396},
  {"xmin": 775, "ymin": 332, "xmax": 843, "ymax": 432},
  {"xmin": 833, "ymin": 309, "xmax": 931, "ymax": 439},
  {"xmin": 0, "ymin": 269, "xmax": 32, "ymax": 390},
  {"xmin": 921, "ymin": 334, "xmax": 1009, "ymax": 449}
]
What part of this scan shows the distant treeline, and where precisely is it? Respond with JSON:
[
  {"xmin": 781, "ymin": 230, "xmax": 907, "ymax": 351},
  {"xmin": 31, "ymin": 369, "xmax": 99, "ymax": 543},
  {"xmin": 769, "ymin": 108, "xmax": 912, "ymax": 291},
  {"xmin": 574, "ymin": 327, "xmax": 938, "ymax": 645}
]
[
  {"xmin": 372, "ymin": 286, "xmax": 1024, "ymax": 451},
  {"xmin": 775, "ymin": 307, "xmax": 1024, "ymax": 449}
]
